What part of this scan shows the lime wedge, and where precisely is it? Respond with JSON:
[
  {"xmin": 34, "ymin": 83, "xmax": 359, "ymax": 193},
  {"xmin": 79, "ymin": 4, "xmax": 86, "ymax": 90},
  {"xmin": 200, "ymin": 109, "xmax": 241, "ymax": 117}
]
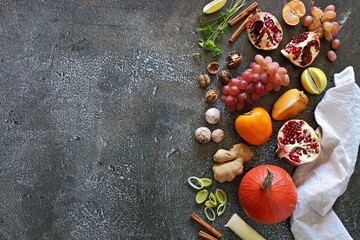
[
  {"xmin": 203, "ymin": 0, "xmax": 227, "ymax": 14},
  {"xmin": 301, "ymin": 67, "xmax": 327, "ymax": 94}
]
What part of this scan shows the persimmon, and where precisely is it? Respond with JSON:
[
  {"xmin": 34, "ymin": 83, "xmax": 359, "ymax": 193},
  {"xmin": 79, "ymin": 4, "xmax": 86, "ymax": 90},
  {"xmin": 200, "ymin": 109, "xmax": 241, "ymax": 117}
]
[
  {"xmin": 272, "ymin": 88, "xmax": 308, "ymax": 120},
  {"xmin": 234, "ymin": 107, "xmax": 272, "ymax": 145}
]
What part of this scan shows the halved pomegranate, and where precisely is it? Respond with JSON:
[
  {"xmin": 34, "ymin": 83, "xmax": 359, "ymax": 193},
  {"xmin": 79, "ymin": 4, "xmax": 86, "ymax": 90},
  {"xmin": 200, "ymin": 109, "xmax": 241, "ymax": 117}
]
[
  {"xmin": 276, "ymin": 119, "xmax": 321, "ymax": 166},
  {"xmin": 246, "ymin": 9, "xmax": 283, "ymax": 50},
  {"xmin": 281, "ymin": 31, "xmax": 320, "ymax": 67}
]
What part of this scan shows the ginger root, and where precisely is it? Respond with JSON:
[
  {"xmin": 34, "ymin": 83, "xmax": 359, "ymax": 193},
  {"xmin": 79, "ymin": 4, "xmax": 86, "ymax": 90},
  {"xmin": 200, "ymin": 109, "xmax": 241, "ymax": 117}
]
[{"xmin": 212, "ymin": 143, "xmax": 253, "ymax": 183}]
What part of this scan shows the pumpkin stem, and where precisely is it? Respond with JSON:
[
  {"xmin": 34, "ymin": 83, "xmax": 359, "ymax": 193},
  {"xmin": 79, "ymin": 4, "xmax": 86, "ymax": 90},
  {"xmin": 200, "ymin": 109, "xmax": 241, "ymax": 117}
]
[{"xmin": 261, "ymin": 168, "xmax": 273, "ymax": 190}]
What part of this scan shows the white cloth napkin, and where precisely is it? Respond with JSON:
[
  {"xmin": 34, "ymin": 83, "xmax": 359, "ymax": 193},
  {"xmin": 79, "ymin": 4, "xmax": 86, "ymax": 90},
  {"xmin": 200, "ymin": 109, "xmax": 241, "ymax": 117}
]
[{"xmin": 290, "ymin": 66, "xmax": 360, "ymax": 240}]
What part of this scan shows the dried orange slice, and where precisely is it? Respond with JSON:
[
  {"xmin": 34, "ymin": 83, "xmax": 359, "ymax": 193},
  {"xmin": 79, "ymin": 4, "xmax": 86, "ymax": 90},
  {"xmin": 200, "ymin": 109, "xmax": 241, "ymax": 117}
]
[{"xmin": 282, "ymin": 0, "xmax": 306, "ymax": 26}]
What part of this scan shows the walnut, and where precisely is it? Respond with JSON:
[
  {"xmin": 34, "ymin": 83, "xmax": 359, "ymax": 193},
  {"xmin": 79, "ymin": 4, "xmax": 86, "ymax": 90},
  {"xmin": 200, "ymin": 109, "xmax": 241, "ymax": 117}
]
[
  {"xmin": 226, "ymin": 50, "xmax": 243, "ymax": 69},
  {"xmin": 220, "ymin": 70, "xmax": 232, "ymax": 84},
  {"xmin": 197, "ymin": 74, "xmax": 211, "ymax": 88},
  {"xmin": 205, "ymin": 89, "xmax": 218, "ymax": 103},
  {"xmin": 207, "ymin": 62, "xmax": 220, "ymax": 75}
]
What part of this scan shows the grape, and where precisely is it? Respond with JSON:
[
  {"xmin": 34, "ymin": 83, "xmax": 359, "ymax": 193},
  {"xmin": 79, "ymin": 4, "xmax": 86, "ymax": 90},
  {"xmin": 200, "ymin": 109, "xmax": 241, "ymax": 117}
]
[
  {"xmin": 264, "ymin": 56, "xmax": 272, "ymax": 64},
  {"xmin": 260, "ymin": 73, "xmax": 270, "ymax": 84},
  {"xmin": 317, "ymin": 27, "xmax": 325, "ymax": 38},
  {"xmin": 229, "ymin": 85, "xmax": 240, "ymax": 96},
  {"xmin": 264, "ymin": 81, "xmax": 273, "ymax": 92},
  {"xmin": 222, "ymin": 85, "xmax": 231, "ymax": 95},
  {"xmin": 321, "ymin": 17, "xmax": 331, "ymax": 23},
  {"xmin": 331, "ymin": 22, "xmax": 339, "ymax": 36},
  {"xmin": 253, "ymin": 82, "xmax": 264, "ymax": 95},
  {"xmin": 324, "ymin": 31, "xmax": 334, "ymax": 41},
  {"xmin": 255, "ymin": 54, "xmax": 266, "ymax": 66},
  {"xmin": 235, "ymin": 101, "xmax": 246, "ymax": 111},
  {"xmin": 266, "ymin": 63, "xmax": 278, "ymax": 75},
  {"xmin": 277, "ymin": 67, "xmax": 287, "ymax": 76},
  {"xmin": 229, "ymin": 78, "xmax": 241, "ymax": 87},
  {"xmin": 241, "ymin": 71, "xmax": 253, "ymax": 83},
  {"xmin": 244, "ymin": 97, "xmax": 253, "ymax": 107},
  {"xmin": 303, "ymin": 15, "xmax": 314, "ymax": 27},
  {"xmin": 273, "ymin": 83, "xmax": 281, "ymax": 92},
  {"xmin": 324, "ymin": 5, "xmax": 335, "ymax": 12},
  {"xmin": 251, "ymin": 63, "xmax": 264, "ymax": 74},
  {"xmin": 331, "ymin": 39, "xmax": 341, "ymax": 49},
  {"xmin": 227, "ymin": 105, "xmax": 236, "ymax": 113},
  {"xmin": 324, "ymin": 10, "xmax": 336, "ymax": 19},
  {"xmin": 237, "ymin": 79, "xmax": 247, "ymax": 90},
  {"xmin": 308, "ymin": 22, "xmax": 318, "ymax": 31},
  {"xmin": 323, "ymin": 22, "xmax": 333, "ymax": 31},
  {"xmin": 327, "ymin": 50, "xmax": 337, "ymax": 62},
  {"xmin": 220, "ymin": 95, "xmax": 227, "ymax": 103},
  {"xmin": 260, "ymin": 89, "xmax": 269, "ymax": 97},
  {"xmin": 280, "ymin": 74, "xmax": 290, "ymax": 86},
  {"xmin": 311, "ymin": 7, "xmax": 323, "ymax": 18},
  {"xmin": 245, "ymin": 82, "xmax": 254, "ymax": 94},
  {"xmin": 237, "ymin": 92, "xmax": 247, "ymax": 102},
  {"xmin": 250, "ymin": 92, "xmax": 261, "ymax": 102},
  {"xmin": 271, "ymin": 73, "xmax": 281, "ymax": 85},
  {"xmin": 312, "ymin": 18, "xmax": 322, "ymax": 28},
  {"xmin": 252, "ymin": 73, "xmax": 260, "ymax": 83},
  {"xmin": 225, "ymin": 95, "xmax": 237, "ymax": 105}
]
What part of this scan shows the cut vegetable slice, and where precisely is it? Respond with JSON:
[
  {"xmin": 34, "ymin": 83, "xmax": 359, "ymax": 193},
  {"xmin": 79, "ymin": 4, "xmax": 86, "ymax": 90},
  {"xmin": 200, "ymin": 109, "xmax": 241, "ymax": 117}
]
[
  {"xmin": 214, "ymin": 188, "xmax": 227, "ymax": 204},
  {"xmin": 204, "ymin": 207, "xmax": 216, "ymax": 221},
  {"xmin": 203, "ymin": 0, "xmax": 227, "ymax": 14},
  {"xmin": 188, "ymin": 176, "xmax": 204, "ymax": 189},
  {"xmin": 217, "ymin": 203, "xmax": 226, "ymax": 216},
  {"xmin": 199, "ymin": 178, "xmax": 213, "ymax": 187},
  {"xmin": 196, "ymin": 189, "xmax": 209, "ymax": 204}
]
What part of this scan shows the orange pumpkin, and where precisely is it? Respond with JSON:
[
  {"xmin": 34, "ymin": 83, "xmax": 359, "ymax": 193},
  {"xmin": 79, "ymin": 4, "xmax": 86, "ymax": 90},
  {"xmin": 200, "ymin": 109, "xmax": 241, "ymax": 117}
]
[
  {"xmin": 238, "ymin": 164, "xmax": 297, "ymax": 224},
  {"xmin": 234, "ymin": 107, "xmax": 272, "ymax": 145},
  {"xmin": 272, "ymin": 88, "xmax": 308, "ymax": 120}
]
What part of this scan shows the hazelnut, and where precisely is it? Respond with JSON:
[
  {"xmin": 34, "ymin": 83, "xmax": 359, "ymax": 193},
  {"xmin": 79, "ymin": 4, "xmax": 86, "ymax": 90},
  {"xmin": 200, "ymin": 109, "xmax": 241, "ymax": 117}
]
[
  {"xmin": 207, "ymin": 61, "xmax": 220, "ymax": 75},
  {"xmin": 226, "ymin": 50, "xmax": 243, "ymax": 69},
  {"xmin": 197, "ymin": 74, "xmax": 211, "ymax": 88},
  {"xmin": 220, "ymin": 70, "xmax": 232, "ymax": 84},
  {"xmin": 205, "ymin": 89, "xmax": 218, "ymax": 103}
]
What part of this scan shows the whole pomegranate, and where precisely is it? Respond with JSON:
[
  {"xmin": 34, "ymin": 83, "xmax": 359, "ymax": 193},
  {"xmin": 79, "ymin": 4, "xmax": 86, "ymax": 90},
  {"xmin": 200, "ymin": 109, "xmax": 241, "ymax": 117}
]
[
  {"xmin": 247, "ymin": 9, "xmax": 283, "ymax": 50},
  {"xmin": 276, "ymin": 119, "xmax": 321, "ymax": 166},
  {"xmin": 281, "ymin": 31, "xmax": 320, "ymax": 67}
]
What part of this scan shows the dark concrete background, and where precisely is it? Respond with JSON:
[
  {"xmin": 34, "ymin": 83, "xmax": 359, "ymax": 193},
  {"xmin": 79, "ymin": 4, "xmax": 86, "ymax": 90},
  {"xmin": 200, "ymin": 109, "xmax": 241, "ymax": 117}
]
[{"xmin": 0, "ymin": 0, "xmax": 359, "ymax": 239}]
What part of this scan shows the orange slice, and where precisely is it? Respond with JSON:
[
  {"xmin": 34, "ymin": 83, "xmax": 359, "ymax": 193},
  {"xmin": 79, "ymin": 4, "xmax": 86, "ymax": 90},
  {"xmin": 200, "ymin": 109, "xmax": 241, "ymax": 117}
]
[{"xmin": 282, "ymin": 0, "xmax": 306, "ymax": 26}]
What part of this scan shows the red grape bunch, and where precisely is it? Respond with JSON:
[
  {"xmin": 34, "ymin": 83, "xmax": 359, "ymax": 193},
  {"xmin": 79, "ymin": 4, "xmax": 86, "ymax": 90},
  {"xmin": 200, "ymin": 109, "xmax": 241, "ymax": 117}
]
[
  {"xmin": 220, "ymin": 54, "xmax": 290, "ymax": 113},
  {"xmin": 302, "ymin": 5, "xmax": 339, "ymax": 42}
]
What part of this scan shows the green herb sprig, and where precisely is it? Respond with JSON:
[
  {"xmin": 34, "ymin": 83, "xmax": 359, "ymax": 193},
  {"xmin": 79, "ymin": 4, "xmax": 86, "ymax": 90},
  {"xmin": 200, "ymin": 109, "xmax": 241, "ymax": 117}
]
[{"xmin": 196, "ymin": 0, "xmax": 246, "ymax": 60}]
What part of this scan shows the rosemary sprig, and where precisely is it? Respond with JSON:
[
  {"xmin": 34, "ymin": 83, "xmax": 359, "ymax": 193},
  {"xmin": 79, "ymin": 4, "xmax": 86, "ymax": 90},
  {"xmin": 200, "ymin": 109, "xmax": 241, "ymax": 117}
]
[{"xmin": 196, "ymin": 0, "xmax": 246, "ymax": 60}]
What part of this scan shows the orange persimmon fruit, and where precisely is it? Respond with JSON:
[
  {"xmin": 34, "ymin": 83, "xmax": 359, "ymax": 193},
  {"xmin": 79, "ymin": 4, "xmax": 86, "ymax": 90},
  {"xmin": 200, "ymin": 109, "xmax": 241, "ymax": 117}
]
[
  {"xmin": 234, "ymin": 107, "xmax": 272, "ymax": 145},
  {"xmin": 282, "ymin": 0, "xmax": 306, "ymax": 26},
  {"xmin": 272, "ymin": 88, "xmax": 308, "ymax": 120}
]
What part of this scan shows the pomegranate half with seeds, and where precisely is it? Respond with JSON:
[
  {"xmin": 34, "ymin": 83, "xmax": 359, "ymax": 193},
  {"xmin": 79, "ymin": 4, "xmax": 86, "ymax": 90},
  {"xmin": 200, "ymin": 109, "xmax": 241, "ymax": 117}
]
[
  {"xmin": 281, "ymin": 31, "xmax": 320, "ymax": 67},
  {"xmin": 276, "ymin": 119, "xmax": 321, "ymax": 166},
  {"xmin": 246, "ymin": 9, "xmax": 283, "ymax": 50}
]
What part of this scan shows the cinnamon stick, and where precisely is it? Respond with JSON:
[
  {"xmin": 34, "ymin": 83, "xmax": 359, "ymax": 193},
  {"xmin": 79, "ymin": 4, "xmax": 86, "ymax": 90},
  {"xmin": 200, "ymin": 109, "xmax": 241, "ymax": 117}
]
[
  {"xmin": 229, "ymin": 13, "xmax": 253, "ymax": 43},
  {"xmin": 190, "ymin": 212, "xmax": 222, "ymax": 239},
  {"xmin": 198, "ymin": 230, "xmax": 218, "ymax": 240},
  {"xmin": 229, "ymin": 2, "xmax": 259, "ymax": 27}
]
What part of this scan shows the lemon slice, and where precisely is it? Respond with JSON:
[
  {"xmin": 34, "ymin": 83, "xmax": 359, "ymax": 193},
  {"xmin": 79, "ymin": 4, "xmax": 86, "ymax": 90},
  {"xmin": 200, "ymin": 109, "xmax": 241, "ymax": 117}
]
[
  {"xmin": 203, "ymin": 0, "xmax": 227, "ymax": 14},
  {"xmin": 301, "ymin": 67, "xmax": 327, "ymax": 94}
]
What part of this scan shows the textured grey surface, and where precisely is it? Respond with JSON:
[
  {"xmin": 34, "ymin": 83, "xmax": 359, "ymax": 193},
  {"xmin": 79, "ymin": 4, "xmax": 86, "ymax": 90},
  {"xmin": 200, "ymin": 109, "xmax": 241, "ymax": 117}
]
[{"xmin": 0, "ymin": 0, "xmax": 359, "ymax": 239}]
